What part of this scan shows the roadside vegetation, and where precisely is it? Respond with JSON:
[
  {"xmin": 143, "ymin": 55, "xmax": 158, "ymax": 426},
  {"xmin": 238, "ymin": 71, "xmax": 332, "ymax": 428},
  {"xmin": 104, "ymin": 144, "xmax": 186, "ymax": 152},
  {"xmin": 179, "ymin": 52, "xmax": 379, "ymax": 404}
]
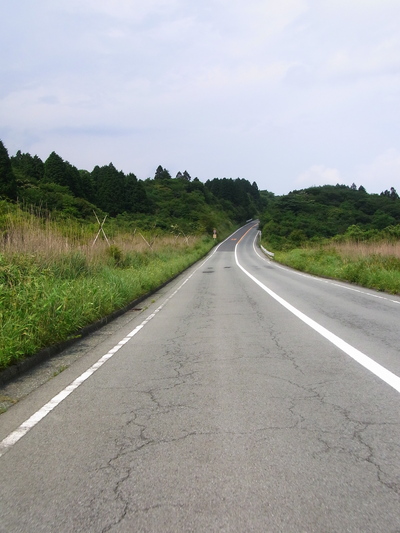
[
  {"xmin": 0, "ymin": 138, "xmax": 267, "ymax": 371},
  {"xmin": 260, "ymin": 184, "xmax": 400, "ymax": 295},
  {"xmin": 0, "ymin": 202, "xmax": 217, "ymax": 370},
  {"xmin": 2, "ymin": 137, "xmax": 400, "ymax": 371},
  {"xmin": 273, "ymin": 241, "xmax": 400, "ymax": 294}
]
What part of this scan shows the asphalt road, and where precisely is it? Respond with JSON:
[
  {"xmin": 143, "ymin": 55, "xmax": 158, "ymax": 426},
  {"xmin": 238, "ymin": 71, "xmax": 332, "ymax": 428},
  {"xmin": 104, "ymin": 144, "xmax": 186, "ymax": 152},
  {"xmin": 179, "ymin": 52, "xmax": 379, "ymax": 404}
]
[{"xmin": 1, "ymin": 222, "xmax": 400, "ymax": 532}]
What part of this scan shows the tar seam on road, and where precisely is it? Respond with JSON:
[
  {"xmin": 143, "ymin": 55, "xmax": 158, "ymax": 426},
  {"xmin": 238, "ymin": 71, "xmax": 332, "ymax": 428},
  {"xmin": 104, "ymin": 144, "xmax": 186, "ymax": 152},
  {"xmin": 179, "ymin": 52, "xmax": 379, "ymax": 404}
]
[{"xmin": 237, "ymin": 233, "xmax": 400, "ymax": 395}]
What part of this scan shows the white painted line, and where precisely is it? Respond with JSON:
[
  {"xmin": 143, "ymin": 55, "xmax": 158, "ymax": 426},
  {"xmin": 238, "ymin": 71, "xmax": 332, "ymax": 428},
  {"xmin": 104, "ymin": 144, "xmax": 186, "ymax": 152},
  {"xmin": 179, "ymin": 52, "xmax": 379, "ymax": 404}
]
[
  {"xmin": 252, "ymin": 234, "xmax": 400, "ymax": 306},
  {"xmin": 0, "ymin": 239, "xmax": 229, "ymax": 459},
  {"xmin": 240, "ymin": 240, "xmax": 400, "ymax": 394}
]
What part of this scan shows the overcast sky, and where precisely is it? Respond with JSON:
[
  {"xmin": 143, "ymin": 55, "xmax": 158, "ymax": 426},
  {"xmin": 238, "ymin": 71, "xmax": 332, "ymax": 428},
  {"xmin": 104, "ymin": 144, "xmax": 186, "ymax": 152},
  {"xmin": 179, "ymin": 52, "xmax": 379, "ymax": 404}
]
[{"xmin": 1, "ymin": 0, "xmax": 400, "ymax": 195}]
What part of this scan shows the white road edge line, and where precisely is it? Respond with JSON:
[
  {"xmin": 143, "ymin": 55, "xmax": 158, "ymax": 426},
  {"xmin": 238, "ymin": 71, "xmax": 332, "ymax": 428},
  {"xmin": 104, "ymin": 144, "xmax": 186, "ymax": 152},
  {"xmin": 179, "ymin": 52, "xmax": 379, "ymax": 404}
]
[
  {"xmin": 252, "ymin": 235, "xmax": 400, "ymax": 306},
  {"xmin": 238, "ymin": 238, "xmax": 400, "ymax": 395},
  {"xmin": 0, "ymin": 229, "xmax": 243, "ymax": 459}
]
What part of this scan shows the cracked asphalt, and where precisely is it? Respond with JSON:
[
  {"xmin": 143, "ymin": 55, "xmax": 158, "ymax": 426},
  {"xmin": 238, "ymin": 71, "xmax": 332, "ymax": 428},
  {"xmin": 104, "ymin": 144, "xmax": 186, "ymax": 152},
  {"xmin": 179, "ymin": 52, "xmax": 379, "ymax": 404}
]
[{"xmin": 1, "ymin": 223, "xmax": 400, "ymax": 532}]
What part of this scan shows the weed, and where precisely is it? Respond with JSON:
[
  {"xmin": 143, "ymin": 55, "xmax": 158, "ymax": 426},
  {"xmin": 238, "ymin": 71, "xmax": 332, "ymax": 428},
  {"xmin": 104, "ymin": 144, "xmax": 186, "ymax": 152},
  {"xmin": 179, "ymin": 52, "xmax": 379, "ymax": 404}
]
[
  {"xmin": 53, "ymin": 365, "xmax": 68, "ymax": 377},
  {"xmin": 0, "ymin": 215, "xmax": 214, "ymax": 370},
  {"xmin": 0, "ymin": 394, "xmax": 17, "ymax": 414},
  {"xmin": 107, "ymin": 244, "xmax": 123, "ymax": 267},
  {"xmin": 275, "ymin": 242, "xmax": 400, "ymax": 294}
]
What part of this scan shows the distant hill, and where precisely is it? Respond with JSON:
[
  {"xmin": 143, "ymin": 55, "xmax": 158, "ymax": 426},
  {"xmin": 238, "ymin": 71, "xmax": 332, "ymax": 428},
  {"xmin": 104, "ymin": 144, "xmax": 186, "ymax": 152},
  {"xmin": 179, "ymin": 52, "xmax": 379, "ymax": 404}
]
[
  {"xmin": 0, "ymin": 140, "xmax": 265, "ymax": 233},
  {"xmin": 4, "ymin": 140, "xmax": 399, "ymax": 246},
  {"xmin": 260, "ymin": 184, "xmax": 400, "ymax": 249}
]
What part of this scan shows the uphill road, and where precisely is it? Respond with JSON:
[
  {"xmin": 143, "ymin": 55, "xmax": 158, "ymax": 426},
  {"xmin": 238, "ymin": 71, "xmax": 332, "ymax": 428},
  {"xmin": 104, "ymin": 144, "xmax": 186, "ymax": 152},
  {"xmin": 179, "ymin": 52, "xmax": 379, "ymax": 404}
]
[{"xmin": 1, "ymin": 222, "xmax": 400, "ymax": 532}]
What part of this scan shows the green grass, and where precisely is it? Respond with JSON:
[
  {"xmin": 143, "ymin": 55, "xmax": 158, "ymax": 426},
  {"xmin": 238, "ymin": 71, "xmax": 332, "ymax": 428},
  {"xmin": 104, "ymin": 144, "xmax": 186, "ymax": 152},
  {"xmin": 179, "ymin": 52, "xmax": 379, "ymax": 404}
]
[
  {"xmin": 0, "ymin": 237, "xmax": 214, "ymax": 371},
  {"xmin": 272, "ymin": 246, "xmax": 400, "ymax": 295}
]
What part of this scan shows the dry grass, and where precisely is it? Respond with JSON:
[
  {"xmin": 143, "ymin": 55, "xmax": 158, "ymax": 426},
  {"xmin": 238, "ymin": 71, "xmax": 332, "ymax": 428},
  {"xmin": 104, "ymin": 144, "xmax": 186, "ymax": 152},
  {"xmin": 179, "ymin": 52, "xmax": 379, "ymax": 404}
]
[
  {"xmin": 0, "ymin": 203, "xmax": 214, "ymax": 369},
  {"xmin": 0, "ymin": 205, "xmax": 199, "ymax": 266},
  {"xmin": 275, "ymin": 238, "xmax": 400, "ymax": 295},
  {"xmin": 327, "ymin": 240, "xmax": 400, "ymax": 260}
]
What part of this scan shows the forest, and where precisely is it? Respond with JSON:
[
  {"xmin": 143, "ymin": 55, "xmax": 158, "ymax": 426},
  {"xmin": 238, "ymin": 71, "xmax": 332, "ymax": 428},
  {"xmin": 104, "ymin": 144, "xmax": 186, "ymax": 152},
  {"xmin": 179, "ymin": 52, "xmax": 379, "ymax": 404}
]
[
  {"xmin": 259, "ymin": 183, "xmax": 400, "ymax": 249},
  {"xmin": 1, "ymin": 139, "xmax": 400, "ymax": 246},
  {"xmin": 0, "ymin": 140, "xmax": 264, "ymax": 234}
]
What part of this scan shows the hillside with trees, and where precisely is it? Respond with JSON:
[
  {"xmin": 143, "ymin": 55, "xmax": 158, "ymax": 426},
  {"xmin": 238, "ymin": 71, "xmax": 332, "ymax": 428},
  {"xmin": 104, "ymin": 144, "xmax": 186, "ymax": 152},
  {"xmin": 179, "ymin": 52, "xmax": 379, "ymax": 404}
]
[
  {"xmin": 260, "ymin": 184, "xmax": 400, "ymax": 250},
  {"xmin": 2, "ymin": 139, "xmax": 400, "ymax": 370},
  {"xmin": 1, "ymin": 140, "xmax": 264, "ymax": 234},
  {"xmin": 3, "ymin": 139, "xmax": 400, "ymax": 247},
  {"xmin": 0, "ymin": 139, "xmax": 268, "ymax": 370}
]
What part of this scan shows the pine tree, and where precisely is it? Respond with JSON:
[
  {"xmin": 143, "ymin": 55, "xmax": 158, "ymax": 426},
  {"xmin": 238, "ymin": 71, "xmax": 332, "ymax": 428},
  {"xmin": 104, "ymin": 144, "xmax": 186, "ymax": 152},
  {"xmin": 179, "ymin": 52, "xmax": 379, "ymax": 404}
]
[
  {"xmin": 125, "ymin": 173, "xmax": 151, "ymax": 213},
  {"xmin": 154, "ymin": 165, "xmax": 171, "ymax": 180},
  {"xmin": 44, "ymin": 152, "xmax": 69, "ymax": 187},
  {"xmin": 92, "ymin": 163, "xmax": 126, "ymax": 216},
  {"xmin": 11, "ymin": 151, "xmax": 44, "ymax": 182},
  {"xmin": 78, "ymin": 170, "xmax": 95, "ymax": 203},
  {"xmin": 0, "ymin": 140, "xmax": 17, "ymax": 199},
  {"xmin": 44, "ymin": 151, "xmax": 82, "ymax": 197}
]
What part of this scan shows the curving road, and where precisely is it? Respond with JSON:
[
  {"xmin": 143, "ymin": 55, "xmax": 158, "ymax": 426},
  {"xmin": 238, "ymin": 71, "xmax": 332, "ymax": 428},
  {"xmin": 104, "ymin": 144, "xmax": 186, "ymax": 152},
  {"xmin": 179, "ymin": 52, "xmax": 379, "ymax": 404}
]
[{"xmin": 1, "ymin": 222, "xmax": 400, "ymax": 532}]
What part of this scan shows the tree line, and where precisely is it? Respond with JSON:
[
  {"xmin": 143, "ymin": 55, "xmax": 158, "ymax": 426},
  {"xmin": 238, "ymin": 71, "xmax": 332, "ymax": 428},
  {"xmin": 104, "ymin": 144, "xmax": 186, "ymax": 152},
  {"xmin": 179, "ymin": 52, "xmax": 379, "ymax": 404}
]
[
  {"xmin": 0, "ymin": 140, "xmax": 265, "ymax": 233},
  {"xmin": 3, "ymin": 139, "xmax": 399, "ymax": 244},
  {"xmin": 260, "ymin": 183, "xmax": 400, "ymax": 249}
]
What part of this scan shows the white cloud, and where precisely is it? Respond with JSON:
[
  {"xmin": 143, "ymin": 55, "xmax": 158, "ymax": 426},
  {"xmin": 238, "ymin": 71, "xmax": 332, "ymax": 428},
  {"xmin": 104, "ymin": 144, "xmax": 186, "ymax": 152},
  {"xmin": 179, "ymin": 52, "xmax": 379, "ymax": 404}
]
[
  {"xmin": 215, "ymin": 0, "xmax": 308, "ymax": 43},
  {"xmin": 318, "ymin": 0, "xmax": 399, "ymax": 12},
  {"xmin": 1, "ymin": 1, "xmax": 400, "ymax": 195},
  {"xmin": 57, "ymin": 0, "xmax": 181, "ymax": 22},
  {"xmin": 295, "ymin": 165, "xmax": 343, "ymax": 190},
  {"xmin": 324, "ymin": 37, "xmax": 400, "ymax": 80},
  {"xmin": 355, "ymin": 149, "xmax": 400, "ymax": 193}
]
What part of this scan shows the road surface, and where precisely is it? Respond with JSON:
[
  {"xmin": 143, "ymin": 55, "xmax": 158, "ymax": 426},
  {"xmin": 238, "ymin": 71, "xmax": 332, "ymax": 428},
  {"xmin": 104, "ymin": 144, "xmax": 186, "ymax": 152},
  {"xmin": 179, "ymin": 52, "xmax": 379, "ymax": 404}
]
[{"xmin": 1, "ymin": 222, "xmax": 400, "ymax": 532}]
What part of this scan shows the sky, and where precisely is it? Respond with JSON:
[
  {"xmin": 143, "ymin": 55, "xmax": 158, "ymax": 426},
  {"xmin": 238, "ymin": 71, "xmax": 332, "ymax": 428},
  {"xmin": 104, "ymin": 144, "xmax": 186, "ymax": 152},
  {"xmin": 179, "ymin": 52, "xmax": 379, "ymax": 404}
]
[{"xmin": 1, "ymin": 0, "xmax": 400, "ymax": 195}]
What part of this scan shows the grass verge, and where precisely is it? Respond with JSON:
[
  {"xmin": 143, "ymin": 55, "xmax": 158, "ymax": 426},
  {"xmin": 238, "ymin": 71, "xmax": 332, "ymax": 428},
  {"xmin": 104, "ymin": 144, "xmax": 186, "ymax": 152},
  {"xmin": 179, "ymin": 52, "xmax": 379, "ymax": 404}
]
[
  {"xmin": 271, "ymin": 243, "xmax": 400, "ymax": 295},
  {"xmin": 0, "ymin": 235, "xmax": 215, "ymax": 371}
]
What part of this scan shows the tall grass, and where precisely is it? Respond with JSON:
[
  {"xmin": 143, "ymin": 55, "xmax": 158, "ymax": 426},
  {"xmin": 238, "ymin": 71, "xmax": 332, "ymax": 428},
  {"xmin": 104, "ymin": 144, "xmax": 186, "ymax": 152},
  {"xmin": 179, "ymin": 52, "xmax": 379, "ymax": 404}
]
[
  {"xmin": 0, "ymin": 202, "xmax": 215, "ymax": 370},
  {"xmin": 272, "ymin": 240, "xmax": 400, "ymax": 295}
]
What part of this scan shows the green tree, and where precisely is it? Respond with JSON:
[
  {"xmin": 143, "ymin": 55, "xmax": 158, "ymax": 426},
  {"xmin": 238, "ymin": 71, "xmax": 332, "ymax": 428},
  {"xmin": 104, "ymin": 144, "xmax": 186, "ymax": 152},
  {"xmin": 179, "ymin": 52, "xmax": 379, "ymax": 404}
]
[
  {"xmin": 154, "ymin": 165, "xmax": 172, "ymax": 180},
  {"xmin": 78, "ymin": 169, "xmax": 95, "ymax": 203},
  {"xmin": 260, "ymin": 183, "xmax": 400, "ymax": 249},
  {"xmin": 44, "ymin": 152, "xmax": 82, "ymax": 197},
  {"xmin": 11, "ymin": 151, "xmax": 44, "ymax": 183},
  {"xmin": 124, "ymin": 172, "xmax": 152, "ymax": 213},
  {"xmin": 0, "ymin": 140, "xmax": 17, "ymax": 199},
  {"xmin": 44, "ymin": 152, "xmax": 68, "ymax": 185},
  {"xmin": 92, "ymin": 163, "xmax": 126, "ymax": 216},
  {"xmin": 381, "ymin": 187, "xmax": 399, "ymax": 200}
]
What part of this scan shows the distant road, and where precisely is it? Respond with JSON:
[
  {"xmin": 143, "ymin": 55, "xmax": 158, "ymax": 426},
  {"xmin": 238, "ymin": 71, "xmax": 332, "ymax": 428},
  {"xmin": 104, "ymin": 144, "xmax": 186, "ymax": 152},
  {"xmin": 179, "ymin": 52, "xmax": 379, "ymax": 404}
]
[{"xmin": 1, "ymin": 222, "xmax": 400, "ymax": 532}]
